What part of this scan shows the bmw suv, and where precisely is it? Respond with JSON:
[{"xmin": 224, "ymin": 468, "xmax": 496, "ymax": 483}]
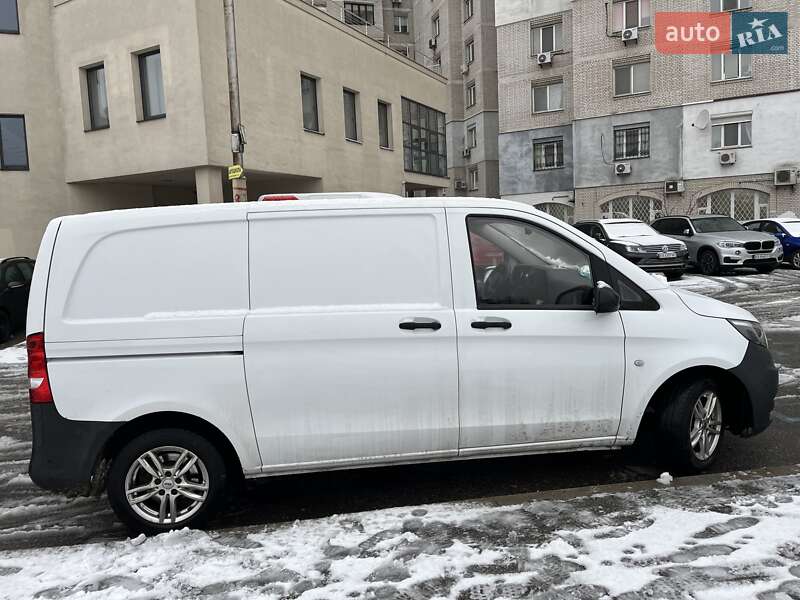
[{"xmin": 652, "ymin": 215, "xmax": 782, "ymax": 275}]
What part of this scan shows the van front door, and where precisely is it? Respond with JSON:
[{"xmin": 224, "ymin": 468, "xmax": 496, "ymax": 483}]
[
  {"xmin": 244, "ymin": 208, "xmax": 459, "ymax": 473},
  {"xmin": 446, "ymin": 208, "xmax": 626, "ymax": 455}
]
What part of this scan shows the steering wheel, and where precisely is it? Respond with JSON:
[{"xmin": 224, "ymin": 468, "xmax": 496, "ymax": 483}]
[{"xmin": 554, "ymin": 285, "xmax": 593, "ymax": 305}]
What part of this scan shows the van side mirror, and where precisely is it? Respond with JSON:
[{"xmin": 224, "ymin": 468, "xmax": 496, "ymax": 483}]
[
  {"xmin": 682, "ymin": 228, "xmax": 693, "ymax": 237},
  {"xmin": 593, "ymin": 281, "xmax": 620, "ymax": 314}
]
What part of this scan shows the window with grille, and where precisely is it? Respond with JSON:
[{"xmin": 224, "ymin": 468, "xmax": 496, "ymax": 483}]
[
  {"xmin": 535, "ymin": 202, "xmax": 574, "ymax": 224},
  {"xmin": 402, "ymin": 98, "xmax": 447, "ymax": 177},
  {"xmin": 533, "ymin": 139, "xmax": 564, "ymax": 170},
  {"xmin": 711, "ymin": 118, "xmax": 751, "ymax": 149},
  {"xmin": 712, "ymin": 54, "xmax": 752, "ymax": 81},
  {"xmin": 696, "ymin": 189, "xmax": 768, "ymax": 221},
  {"xmin": 614, "ymin": 125, "xmax": 649, "ymax": 160},
  {"xmin": 600, "ymin": 196, "xmax": 663, "ymax": 223},
  {"xmin": 344, "ymin": 2, "xmax": 375, "ymax": 25}
]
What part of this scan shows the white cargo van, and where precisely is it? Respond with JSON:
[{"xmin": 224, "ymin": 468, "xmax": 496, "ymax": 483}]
[{"xmin": 27, "ymin": 194, "xmax": 777, "ymax": 532}]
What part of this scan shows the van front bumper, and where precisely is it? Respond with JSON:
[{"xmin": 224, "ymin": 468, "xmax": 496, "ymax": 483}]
[
  {"xmin": 29, "ymin": 403, "xmax": 123, "ymax": 494},
  {"xmin": 729, "ymin": 341, "xmax": 778, "ymax": 437}
]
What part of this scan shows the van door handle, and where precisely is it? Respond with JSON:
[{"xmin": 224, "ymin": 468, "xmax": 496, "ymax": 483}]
[
  {"xmin": 399, "ymin": 318, "xmax": 442, "ymax": 331},
  {"xmin": 471, "ymin": 318, "xmax": 512, "ymax": 330}
]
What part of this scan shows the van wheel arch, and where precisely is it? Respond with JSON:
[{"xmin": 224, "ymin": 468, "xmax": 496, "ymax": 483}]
[
  {"xmin": 99, "ymin": 412, "xmax": 244, "ymax": 489},
  {"xmin": 637, "ymin": 366, "xmax": 751, "ymax": 440}
]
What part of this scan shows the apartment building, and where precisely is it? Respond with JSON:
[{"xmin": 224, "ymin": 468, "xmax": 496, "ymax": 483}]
[
  {"xmin": 497, "ymin": 0, "xmax": 800, "ymax": 224},
  {"xmin": 0, "ymin": 0, "xmax": 448, "ymax": 257},
  {"xmin": 307, "ymin": 0, "xmax": 501, "ymax": 197}
]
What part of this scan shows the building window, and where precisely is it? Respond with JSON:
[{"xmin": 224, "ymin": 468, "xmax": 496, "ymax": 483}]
[
  {"xmin": 301, "ymin": 74, "xmax": 320, "ymax": 133},
  {"xmin": 711, "ymin": 118, "xmax": 752, "ymax": 149},
  {"xmin": 468, "ymin": 167, "xmax": 479, "ymax": 190},
  {"xmin": 614, "ymin": 61, "xmax": 650, "ymax": 96},
  {"xmin": 466, "ymin": 81, "xmax": 477, "ymax": 108},
  {"xmin": 0, "ymin": 0, "xmax": 19, "ymax": 34},
  {"xmin": 378, "ymin": 100, "xmax": 392, "ymax": 149},
  {"xmin": 344, "ymin": 2, "xmax": 374, "ymax": 25},
  {"xmin": 432, "ymin": 14, "xmax": 440, "ymax": 38},
  {"xmin": 402, "ymin": 97, "xmax": 447, "ymax": 177},
  {"xmin": 535, "ymin": 202, "xmax": 574, "ymax": 224},
  {"xmin": 465, "ymin": 38, "xmax": 475, "ymax": 64},
  {"xmin": 85, "ymin": 65, "xmax": 109, "ymax": 130},
  {"xmin": 464, "ymin": 0, "xmax": 474, "ymax": 21},
  {"xmin": 601, "ymin": 196, "xmax": 663, "ymax": 223},
  {"xmin": 711, "ymin": 0, "xmax": 752, "ymax": 11},
  {"xmin": 612, "ymin": 0, "xmax": 651, "ymax": 31},
  {"xmin": 343, "ymin": 89, "xmax": 360, "ymax": 141},
  {"xmin": 532, "ymin": 22, "xmax": 562, "ymax": 55},
  {"xmin": 532, "ymin": 80, "xmax": 563, "ymax": 112},
  {"xmin": 712, "ymin": 53, "xmax": 752, "ymax": 81},
  {"xmin": 466, "ymin": 124, "xmax": 477, "ymax": 149},
  {"xmin": 138, "ymin": 49, "xmax": 166, "ymax": 120},
  {"xmin": 697, "ymin": 189, "xmax": 767, "ymax": 221},
  {"xmin": 533, "ymin": 138, "xmax": 564, "ymax": 170},
  {"xmin": 0, "ymin": 115, "xmax": 28, "ymax": 170},
  {"xmin": 393, "ymin": 15, "xmax": 409, "ymax": 33},
  {"xmin": 614, "ymin": 125, "xmax": 649, "ymax": 160}
]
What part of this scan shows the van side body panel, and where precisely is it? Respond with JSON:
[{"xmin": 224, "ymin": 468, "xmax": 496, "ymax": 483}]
[{"xmin": 26, "ymin": 218, "xmax": 61, "ymax": 336}]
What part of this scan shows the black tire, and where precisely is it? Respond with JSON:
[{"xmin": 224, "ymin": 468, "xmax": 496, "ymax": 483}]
[
  {"xmin": 664, "ymin": 270, "xmax": 684, "ymax": 282},
  {"xmin": 107, "ymin": 428, "xmax": 227, "ymax": 534},
  {"xmin": 698, "ymin": 249, "xmax": 720, "ymax": 276},
  {"xmin": 0, "ymin": 311, "xmax": 10, "ymax": 343},
  {"xmin": 657, "ymin": 378, "xmax": 724, "ymax": 473},
  {"xmin": 756, "ymin": 264, "xmax": 776, "ymax": 274},
  {"xmin": 792, "ymin": 252, "xmax": 800, "ymax": 270}
]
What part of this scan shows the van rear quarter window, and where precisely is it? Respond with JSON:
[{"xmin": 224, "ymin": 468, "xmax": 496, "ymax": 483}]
[{"xmin": 249, "ymin": 212, "xmax": 447, "ymax": 309}]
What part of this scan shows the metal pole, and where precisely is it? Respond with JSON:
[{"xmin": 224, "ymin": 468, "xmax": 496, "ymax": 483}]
[{"xmin": 224, "ymin": 0, "xmax": 247, "ymax": 201}]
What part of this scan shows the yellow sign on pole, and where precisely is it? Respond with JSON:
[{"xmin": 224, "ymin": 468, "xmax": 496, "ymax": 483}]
[{"xmin": 228, "ymin": 165, "xmax": 244, "ymax": 180}]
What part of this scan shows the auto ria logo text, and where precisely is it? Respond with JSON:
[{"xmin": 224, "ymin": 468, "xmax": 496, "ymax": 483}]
[{"xmin": 655, "ymin": 12, "xmax": 788, "ymax": 54}]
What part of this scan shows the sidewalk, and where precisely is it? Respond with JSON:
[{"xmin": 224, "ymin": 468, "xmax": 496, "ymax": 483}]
[{"xmin": 2, "ymin": 469, "xmax": 800, "ymax": 599}]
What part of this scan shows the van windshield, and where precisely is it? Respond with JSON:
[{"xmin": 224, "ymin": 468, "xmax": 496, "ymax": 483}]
[
  {"xmin": 604, "ymin": 222, "xmax": 657, "ymax": 237},
  {"xmin": 693, "ymin": 217, "xmax": 745, "ymax": 233}
]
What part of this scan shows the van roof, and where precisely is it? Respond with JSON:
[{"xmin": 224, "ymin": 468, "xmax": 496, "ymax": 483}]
[{"xmin": 53, "ymin": 194, "xmax": 549, "ymax": 224}]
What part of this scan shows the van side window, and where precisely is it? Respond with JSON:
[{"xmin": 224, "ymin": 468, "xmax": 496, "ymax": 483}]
[{"xmin": 467, "ymin": 216, "xmax": 594, "ymax": 309}]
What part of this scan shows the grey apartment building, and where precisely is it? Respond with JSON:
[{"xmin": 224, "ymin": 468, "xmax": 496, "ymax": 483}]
[
  {"xmin": 311, "ymin": 0, "xmax": 501, "ymax": 197},
  {"xmin": 0, "ymin": 0, "xmax": 450, "ymax": 258},
  {"xmin": 496, "ymin": 0, "xmax": 800, "ymax": 224}
]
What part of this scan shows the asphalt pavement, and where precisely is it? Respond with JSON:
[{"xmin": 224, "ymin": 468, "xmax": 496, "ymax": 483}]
[{"xmin": 0, "ymin": 268, "xmax": 798, "ymax": 551}]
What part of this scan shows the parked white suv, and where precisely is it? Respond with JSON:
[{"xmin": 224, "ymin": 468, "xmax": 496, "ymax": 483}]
[{"xmin": 27, "ymin": 194, "xmax": 777, "ymax": 532}]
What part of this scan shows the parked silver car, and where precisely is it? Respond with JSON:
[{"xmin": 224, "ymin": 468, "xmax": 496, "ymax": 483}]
[{"xmin": 651, "ymin": 215, "xmax": 783, "ymax": 275}]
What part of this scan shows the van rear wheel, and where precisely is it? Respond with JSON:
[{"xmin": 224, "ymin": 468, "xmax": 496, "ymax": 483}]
[
  {"xmin": 658, "ymin": 378, "xmax": 724, "ymax": 473},
  {"xmin": 107, "ymin": 428, "xmax": 227, "ymax": 534}
]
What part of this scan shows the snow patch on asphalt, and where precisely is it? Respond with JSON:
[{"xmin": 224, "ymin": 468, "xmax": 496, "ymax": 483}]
[{"xmin": 0, "ymin": 344, "xmax": 25, "ymax": 365}]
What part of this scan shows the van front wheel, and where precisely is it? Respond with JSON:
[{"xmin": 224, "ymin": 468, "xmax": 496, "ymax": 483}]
[
  {"xmin": 107, "ymin": 428, "xmax": 227, "ymax": 534},
  {"xmin": 658, "ymin": 379, "xmax": 724, "ymax": 473}
]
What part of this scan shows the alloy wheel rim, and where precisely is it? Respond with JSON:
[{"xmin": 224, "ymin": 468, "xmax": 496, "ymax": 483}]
[
  {"xmin": 793, "ymin": 253, "xmax": 800, "ymax": 269},
  {"xmin": 689, "ymin": 391, "xmax": 723, "ymax": 462},
  {"xmin": 701, "ymin": 253, "xmax": 716, "ymax": 274},
  {"xmin": 124, "ymin": 446, "xmax": 209, "ymax": 525}
]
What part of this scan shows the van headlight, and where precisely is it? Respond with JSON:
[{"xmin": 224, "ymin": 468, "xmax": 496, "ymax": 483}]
[
  {"xmin": 624, "ymin": 243, "xmax": 647, "ymax": 254},
  {"xmin": 717, "ymin": 241, "xmax": 745, "ymax": 248},
  {"xmin": 728, "ymin": 319, "xmax": 768, "ymax": 347}
]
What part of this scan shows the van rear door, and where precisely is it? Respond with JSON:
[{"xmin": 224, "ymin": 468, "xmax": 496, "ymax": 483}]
[{"xmin": 244, "ymin": 208, "xmax": 459, "ymax": 473}]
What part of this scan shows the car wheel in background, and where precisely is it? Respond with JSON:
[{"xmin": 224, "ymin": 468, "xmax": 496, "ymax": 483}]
[
  {"xmin": 698, "ymin": 250, "xmax": 720, "ymax": 276},
  {"xmin": 107, "ymin": 428, "xmax": 227, "ymax": 534},
  {"xmin": 0, "ymin": 311, "xmax": 10, "ymax": 343},
  {"xmin": 664, "ymin": 270, "xmax": 684, "ymax": 282},
  {"xmin": 658, "ymin": 378, "xmax": 724, "ymax": 473},
  {"xmin": 792, "ymin": 252, "xmax": 800, "ymax": 270},
  {"xmin": 756, "ymin": 264, "xmax": 776, "ymax": 274}
]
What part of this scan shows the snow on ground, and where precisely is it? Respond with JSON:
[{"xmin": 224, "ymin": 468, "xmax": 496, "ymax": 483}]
[
  {"xmin": 0, "ymin": 343, "xmax": 25, "ymax": 365},
  {"xmin": 3, "ymin": 474, "xmax": 800, "ymax": 599}
]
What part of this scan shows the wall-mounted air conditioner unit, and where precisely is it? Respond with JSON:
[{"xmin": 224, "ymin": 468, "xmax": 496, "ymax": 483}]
[
  {"xmin": 460, "ymin": 63, "xmax": 470, "ymax": 75},
  {"xmin": 455, "ymin": 180, "xmax": 467, "ymax": 190},
  {"xmin": 429, "ymin": 38, "xmax": 437, "ymax": 50},
  {"xmin": 462, "ymin": 148, "xmax": 472, "ymax": 158},
  {"xmin": 536, "ymin": 52, "xmax": 552, "ymax": 66},
  {"xmin": 665, "ymin": 180, "xmax": 685, "ymax": 194},
  {"xmin": 615, "ymin": 162, "xmax": 632, "ymax": 176},
  {"xmin": 622, "ymin": 27, "xmax": 639, "ymax": 44},
  {"xmin": 719, "ymin": 151, "xmax": 737, "ymax": 166},
  {"xmin": 775, "ymin": 168, "xmax": 798, "ymax": 186}
]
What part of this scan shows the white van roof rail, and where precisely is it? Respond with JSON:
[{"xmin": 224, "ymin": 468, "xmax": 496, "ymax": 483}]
[{"xmin": 257, "ymin": 192, "xmax": 402, "ymax": 202}]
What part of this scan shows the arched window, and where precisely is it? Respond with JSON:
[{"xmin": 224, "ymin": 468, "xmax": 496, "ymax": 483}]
[
  {"xmin": 599, "ymin": 196, "xmax": 663, "ymax": 223},
  {"xmin": 535, "ymin": 202, "xmax": 574, "ymax": 224},
  {"xmin": 695, "ymin": 189, "xmax": 769, "ymax": 221}
]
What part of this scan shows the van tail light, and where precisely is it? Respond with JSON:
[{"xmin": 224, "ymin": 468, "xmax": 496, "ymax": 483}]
[
  {"xmin": 259, "ymin": 194, "xmax": 298, "ymax": 202},
  {"xmin": 27, "ymin": 333, "xmax": 53, "ymax": 404}
]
